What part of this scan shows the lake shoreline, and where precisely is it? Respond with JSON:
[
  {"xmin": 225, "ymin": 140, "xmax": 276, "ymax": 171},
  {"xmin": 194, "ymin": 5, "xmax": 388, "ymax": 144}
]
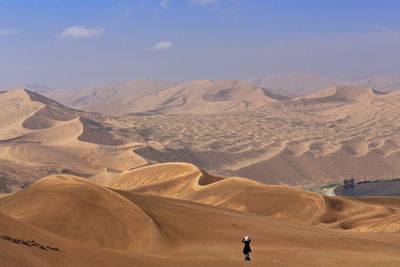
[{"xmin": 335, "ymin": 178, "xmax": 400, "ymax": 197}]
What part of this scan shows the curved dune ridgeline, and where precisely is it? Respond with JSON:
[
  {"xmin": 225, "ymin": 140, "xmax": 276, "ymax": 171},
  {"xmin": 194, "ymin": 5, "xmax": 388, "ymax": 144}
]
[
  {"xmin": 3, "ymin": 86, "xmax": 400, "ymax": 192},
  {"xmin": 0, "ymin": 89, "xmax": 149, "ymax": 193},
  {"xmin": 104, "ymin": 163, "xmax": 400, "ymax": 232}
]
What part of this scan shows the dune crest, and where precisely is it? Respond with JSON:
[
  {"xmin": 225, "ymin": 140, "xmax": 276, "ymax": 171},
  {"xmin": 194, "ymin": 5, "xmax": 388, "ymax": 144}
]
[
  {"xmin": 2, "ymin": 166, "xmax": 400, "ymax": 266},
  {"xmin": 0, "ymin": 174, "xmax": 160, "ymax": 250},
  {"xmin": 301, "ymin": 86, "xmax": 383, "ymax": 102},
  {"xmin": 0, "ymin": 89, "xmax": 44, "ymax": 140},
  {"xmin": 0, "ymin": 89, "xmax": 148, "ymax": 193},
  {"xmin": 125, "ymin": 80, "xmax": 276, "ymax": 114},
  {"xmin": 104, "ymin": 162, "xmax": 400, "ymax": 232}
]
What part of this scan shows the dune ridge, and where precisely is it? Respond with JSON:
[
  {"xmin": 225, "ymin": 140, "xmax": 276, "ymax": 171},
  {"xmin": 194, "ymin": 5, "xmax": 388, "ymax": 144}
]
[
  {"xmin": 2, "ymin": 166, "xmax": 400, "ymax": 266},
  {"xmin": 104, "ymin": 162, "xmax": 400, "ymax": 232},
  {"xmin": 0, "ymin": 89, "xmax": 148, "ymax": 193},
  {"xmin": 3, "ymin": 85, "xmax": 400, "ymax": 192}
]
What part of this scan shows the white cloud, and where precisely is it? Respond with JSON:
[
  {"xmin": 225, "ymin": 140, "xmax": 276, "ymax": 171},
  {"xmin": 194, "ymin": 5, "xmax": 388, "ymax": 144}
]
[
  {"xmin": 160, "ymin": 0, "xmax": 171, "ymax": 7},
  {"xmin": 190, "ymin": 0, "xmax": 219, "ymax": 4},
  {"xmin": 59, "ymin": 26, "xmax": 104, "ymax": 39},
  {"xmin": 0, "ymin": 29, "xmax": 20, "ymax": 35},
  {"xmin": 153, "ymin": 41, "xmax": 173, "ymax": 50}
]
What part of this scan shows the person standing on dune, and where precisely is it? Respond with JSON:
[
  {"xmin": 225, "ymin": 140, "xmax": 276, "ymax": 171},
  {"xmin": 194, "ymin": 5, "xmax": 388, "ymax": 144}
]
[{"xmin": 242, "ymin": 236, "xmax": 252, "ymax": 261}]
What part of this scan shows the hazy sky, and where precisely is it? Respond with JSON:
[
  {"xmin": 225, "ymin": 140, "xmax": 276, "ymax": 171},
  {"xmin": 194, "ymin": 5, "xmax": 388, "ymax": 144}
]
[{"xmin": 1, "ymin": 0, "xmax": 400, "ymax": 89}]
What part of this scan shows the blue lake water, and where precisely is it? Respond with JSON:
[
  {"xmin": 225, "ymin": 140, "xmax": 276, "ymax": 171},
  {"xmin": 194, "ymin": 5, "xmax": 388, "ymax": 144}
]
[{"xmin": 335, "ymin": 180, "xmax": 400, "ymax": 197}]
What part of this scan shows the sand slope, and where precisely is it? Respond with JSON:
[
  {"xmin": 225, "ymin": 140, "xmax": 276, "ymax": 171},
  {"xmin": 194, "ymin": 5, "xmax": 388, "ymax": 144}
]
[
  {"xmin": 48, "ymin": 78, "xmax": 179, "ymax": 116},
  {"xmin": 48, "ymin": 79, "xmax": 278, "ymax": 115},
  {"xmin": 0, "ymin": 89, "xmax": 148, "ymax": 193},
  {"xmin": 124, "ymin": 86, "xmax": 400, "ymax": 186},
  {"xmin": 104, "ymin": 162, "xmax": 400, "ymax": 233},
  {"xmin": 248, "ymin": 72, "xmax": 400, "ymax": 95},
  {"xmin": 2, "ymin": 169, "xmax": 400, "ymax": 266},
  {"xmin": 3, "ymin": 85, "xmax": 400, "ymax": 191},
  {"xmin": 300, "ymin": 86, "xmax": 384, "ymax": 102},
  {"xmin": 124, "ymin": 80, "xmax": 276, "ymax": 114},
  {"xmin": 0, "ymin": 175, "xmax": 159, "ymax": 250}
]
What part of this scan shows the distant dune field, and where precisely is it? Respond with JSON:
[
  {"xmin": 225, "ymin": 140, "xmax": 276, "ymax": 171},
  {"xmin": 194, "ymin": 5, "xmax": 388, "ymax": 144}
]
[{"xmin": 2, "ymin": 83, "xmax": 400, "ymax": 192}]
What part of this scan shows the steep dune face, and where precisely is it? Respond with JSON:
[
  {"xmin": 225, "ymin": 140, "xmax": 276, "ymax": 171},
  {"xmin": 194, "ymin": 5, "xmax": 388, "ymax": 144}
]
[
  {"xmin": 0, "ymin": 89, "xmax": 148, "ymax": 193},
  {"xmin": 0, "ymin": 89, "xmax": 44, "ymax": 140},
  {"xmin": 122, "ymin": 80, "xmax": 276, "ymax": 114},
  {"xmin": 47, "ymin": 78, "xmax": 179, "ymax": 116},
  {"xmin": 105, "ymin": 163, "xmax": 324, "ymax": 225},
  {"xmin": 0, "ymin": 175, "xmax": 159, "ymax": 250},
  {"xmin": 301, "ymin": 86, "xmax": 384, "ymax": 102},
  {"xmin": 104, "ymin": 163, "xmax": 400, "ymax": 232}
]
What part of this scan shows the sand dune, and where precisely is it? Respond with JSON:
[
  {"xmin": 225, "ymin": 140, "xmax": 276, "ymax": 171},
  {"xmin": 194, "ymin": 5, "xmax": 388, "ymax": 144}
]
[
  {"xmin": 2, "ymin": 168, "xmax": 400, "ymax": 266},
  {"xmin": 124, "ymin": 86, "xmax": 400, "ymax": 186},
  {"xmin": 104, "ymin": 162, "xmax": 324, "ymax": 224},
  {"xmin": 247, "ymin": 72, "xmax": 342, "ymax": 95},
  {"xmin": 3, "ymin": 85, "xmax": 400, "ymax": 192},
  {"xmin": 105, "ymin": 162, "xmax": 400, "ymax": 233},
  {"xmin": 0, "ymin": 175, "xmax": 159, "ymax": 250},
  {"xmin": 0, "ymin": 89, "xmax": 44, "ymax": 140},
  {"xmin": 248, "ymin": 72, "xmax": 400, "ymax": 95},
  {"xmin": 300, "ymin": 86, "xmax": 385, "ymax": 102},
  {"xmin": 47, "ymin": 79, "xmax": 280, "ymax": 115},
  {"xmin": 124, "ymin": 80, "xmax": 276, "ymax": 114},
  {"xmin": 48, "ymin": 78, "xmax": 179, "ymax": 116},
  {"xmin": 0, "ymin": 89, "xmax": 148, "ymax": 193}
]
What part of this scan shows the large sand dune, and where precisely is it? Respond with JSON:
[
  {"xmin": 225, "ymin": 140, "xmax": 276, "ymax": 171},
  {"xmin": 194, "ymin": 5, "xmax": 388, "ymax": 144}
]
[
  {"xmin": 1, "ymin": 166, "xmax": 400, "ymax": 266},
  {"xmin": 248, "ymin": 72, "xmax": 400, "ymax": 95},
  {"xmin": 48, "ymin": 79, "xmax": 280, "ymax": 115},
  {"xmin": 3, "ymin": 85, "xmax": 400, "ymax": 192},
  {"xmin": 123, "ymin": 80, "xmax": 277, "ymax": 114},
  {"xmin": 48, "ymin": 78, "xmax": 179, "ymax": 116},
  {"xmin": 123, "ymin": 87, "xmax": 400, "ymax": 186},
  {"xmin": 105, "ymin": 162, "xmax": 400, "ymax": 232},
  {"xmin": 0, "ymin": 89, "xmax": 148, "ymax": 193}
]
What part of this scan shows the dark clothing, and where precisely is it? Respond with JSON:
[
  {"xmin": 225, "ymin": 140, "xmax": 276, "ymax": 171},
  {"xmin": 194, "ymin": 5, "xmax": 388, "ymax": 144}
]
[{"xmin": 242, "ymin": 239, "xmax": 251, "ymax": 254}]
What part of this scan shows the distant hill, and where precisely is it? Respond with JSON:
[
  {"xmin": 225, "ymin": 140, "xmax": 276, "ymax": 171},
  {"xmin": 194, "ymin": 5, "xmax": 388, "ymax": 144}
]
[
  {"xmin": 24, "ymin": 83, "xmax": 54, "ymax": 94},
  {"xmin": 125, "ymin": 80, "xmax": 277, "ymax": 115},
  {"xmin": 247, "ymin": 72, "xmax": 400, "ymax": 95},
  {"xmin": 47, "ymin": 78, "xmax": 179, "ymax": 116},
  {"xmin": 46, "ymin": 79, "xmax": 287, "ymax": 115},
  {"xmin": 299, "ymin": 86, "xmax": 385, "ymax": 102},
  {"xmin": 247, "ymin": 73, "xmax": 342, "ymax": 96},
  {"xmin": 349, "ymin": 74, "xmax": 400, "ymax": 91}
]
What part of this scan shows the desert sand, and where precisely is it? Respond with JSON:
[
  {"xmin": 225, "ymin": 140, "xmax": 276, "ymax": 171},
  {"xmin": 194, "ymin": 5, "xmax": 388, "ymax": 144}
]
[
  {"xmin": 0, "ymin": 89, "xmax": 149, "ymax": 193},
  {"xmin": 2, "ymin": 86, "xmax": 400, "ymax": 266},
  {"xmin": 124, "ymin": 86, "xmax": 400, "ymax": 186},
  {"xmin": 48, "ymin": 78, "xmax": 179, "ymax": 116},
  {"xmin": 247, "ymin": 72, "xmax": 400, "ymax": 95},
  {"xmin": 48, "ymin": 79, "xmax": 282, "ymax": 115},
  {"xmin": 1, "ymin": 163, "xmax": 400, "ymax": 266},
  {"xmin": 2, "ymin": 85, "xmax": 400, "ymax": 192}
]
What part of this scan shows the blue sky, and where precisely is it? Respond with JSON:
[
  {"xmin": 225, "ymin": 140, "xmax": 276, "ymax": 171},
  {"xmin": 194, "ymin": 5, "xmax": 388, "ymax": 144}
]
[{"xmin": 1, "ymin": 0, "xmax": 400, "ymax": 89}]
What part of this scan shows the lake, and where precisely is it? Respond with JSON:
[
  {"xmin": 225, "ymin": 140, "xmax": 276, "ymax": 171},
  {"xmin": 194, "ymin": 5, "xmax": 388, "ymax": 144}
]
[{"xmin": 335, "ymin": 180, "xmax": 400, "ymax": 197}]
